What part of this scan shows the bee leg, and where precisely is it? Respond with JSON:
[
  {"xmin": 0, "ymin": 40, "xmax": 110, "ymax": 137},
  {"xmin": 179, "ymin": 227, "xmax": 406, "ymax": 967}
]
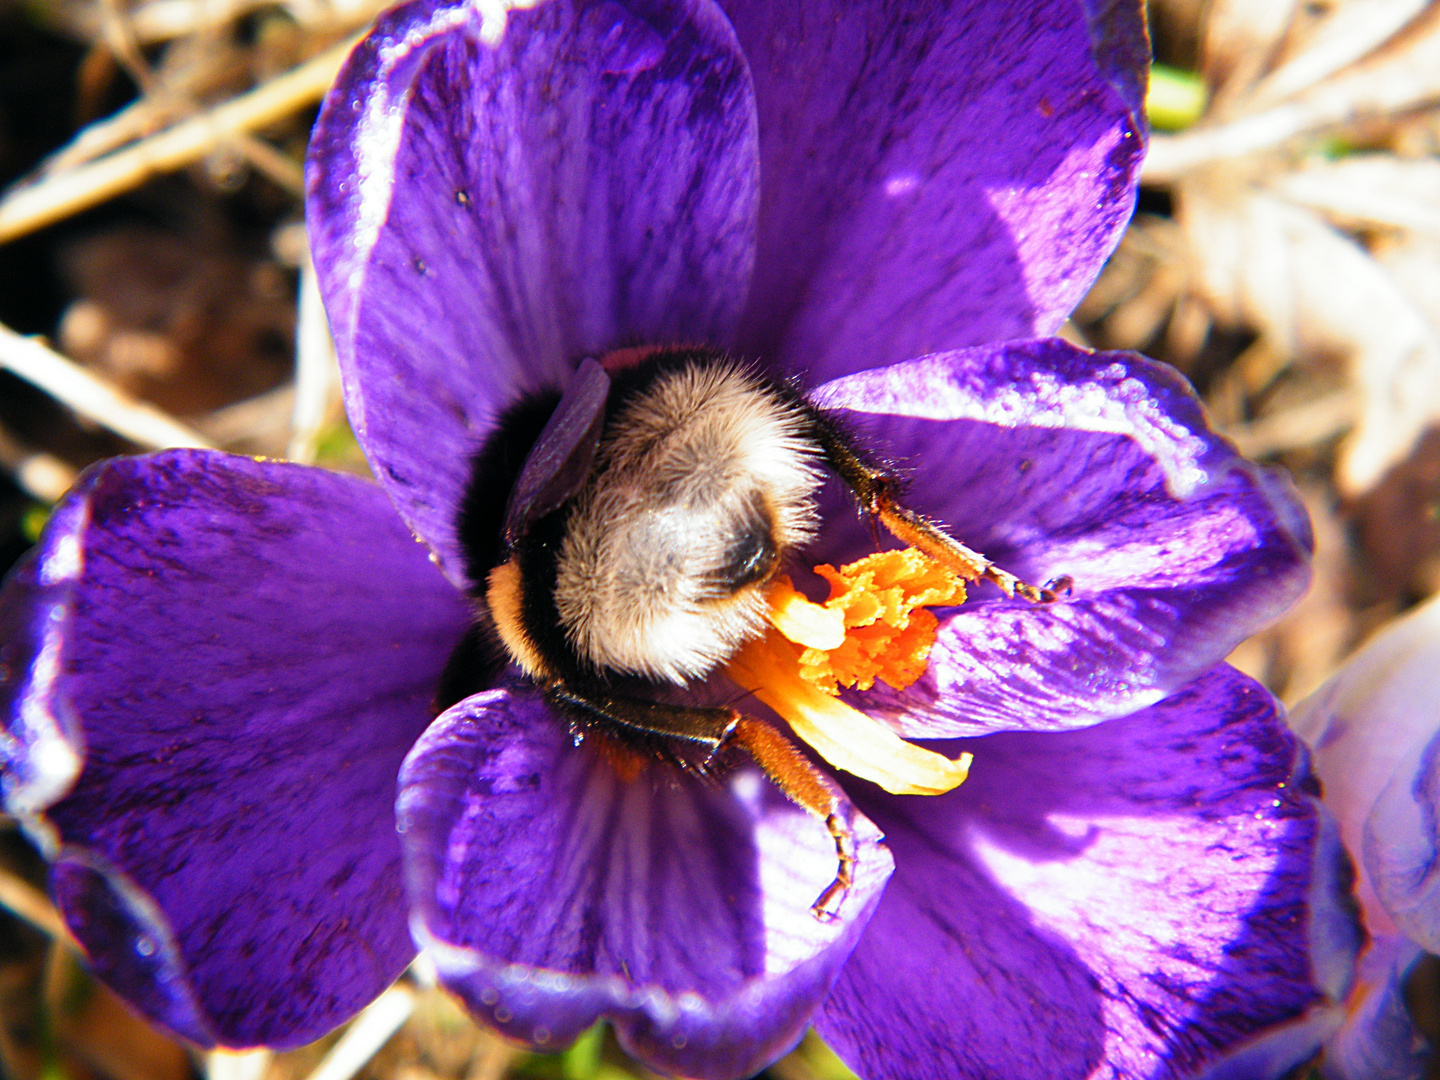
[
  {"xmin": 871, "ymin": 496, "xmax": 1062, "ymax": 603},
  {"xmin": 805, "ymin": 409, "xmax": 1066, "ymax": 603},
  {"xmin": 728, "ymin": 717, "xmax": 857, "ymax": 921},
  {"xmin": 546, "ymin": 685, "xmax": 737, "ymax": 759}
]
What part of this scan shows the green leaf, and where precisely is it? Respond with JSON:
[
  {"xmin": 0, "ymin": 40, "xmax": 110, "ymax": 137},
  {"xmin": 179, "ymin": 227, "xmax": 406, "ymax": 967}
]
[{"xmin": 559, "ymin": 1022, "xmax": 605, "ymax": 1080}]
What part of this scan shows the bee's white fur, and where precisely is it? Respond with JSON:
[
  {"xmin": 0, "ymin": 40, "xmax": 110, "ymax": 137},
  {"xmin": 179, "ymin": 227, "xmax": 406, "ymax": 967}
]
[{"xmin": 553, "ymin": 362, "xmax": 820, "ymax": 684}]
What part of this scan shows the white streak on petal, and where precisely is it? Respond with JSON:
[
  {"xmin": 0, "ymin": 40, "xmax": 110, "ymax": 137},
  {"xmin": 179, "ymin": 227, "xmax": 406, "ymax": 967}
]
[
  {"xmin": 5, "ymin": 611, "xmax": 81, "ymax": 830},
  {"xmin": 812, "ymin": 357, "xmax": 1215, "ymax": 497},
  {"xmin": 40, "ymin": 532, "xmax": 82, "ymax": 585}
]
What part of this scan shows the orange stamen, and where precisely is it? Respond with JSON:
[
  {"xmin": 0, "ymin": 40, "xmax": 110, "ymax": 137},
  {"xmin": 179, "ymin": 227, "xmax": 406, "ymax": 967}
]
[
  {"xmin": 767, "ymin": 548, "xmax": 967, "ymax": 695},
  {"xmin": 725, "ymin": 546, "xmax": 973, "ymax": 796}
]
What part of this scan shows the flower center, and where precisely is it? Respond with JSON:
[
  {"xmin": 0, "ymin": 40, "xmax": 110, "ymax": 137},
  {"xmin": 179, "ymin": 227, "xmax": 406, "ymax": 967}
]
[{"xmin": 725, "ymin": 547, "xmax": 973, "ymax": 796}]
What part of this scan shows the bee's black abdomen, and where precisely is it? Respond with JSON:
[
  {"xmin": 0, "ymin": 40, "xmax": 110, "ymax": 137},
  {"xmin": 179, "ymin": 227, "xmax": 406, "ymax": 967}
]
[
  {"xmin": 456, "ymin": 388, "xmax": 563, "ymax": 595},
  {"xmin": 433, "ymin": 621, "xmax": 506, "ymax": 714},
  {"xmin": 441, "ymin": 387, "xmax": 565, "ymax": 712}
]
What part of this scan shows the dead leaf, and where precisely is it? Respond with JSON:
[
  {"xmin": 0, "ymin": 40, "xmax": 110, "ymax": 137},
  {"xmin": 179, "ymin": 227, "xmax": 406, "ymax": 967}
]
[
  {"xmin": 1146, "ymin": 3, "xmax": 1440, "ymax": 180},
  {"xmin": 1250, "ymin": 0, "xmax": 1432, "ymax": 108},
  {"xmin": 1181, "ymin": 180, "xmax": 1440, "ymax": 491},
  {"xmin": 1273, "ymin": 154, "xmax": 1440, "ymax": 236},
  {"xmin": 1200, "ymin": 0, "xmax": 1299, "ymax": 110}
]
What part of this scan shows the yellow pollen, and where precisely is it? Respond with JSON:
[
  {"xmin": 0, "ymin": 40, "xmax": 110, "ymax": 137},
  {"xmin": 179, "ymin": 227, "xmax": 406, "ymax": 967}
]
[
  {"xmin": 725, "ymin": 547, "xmax": 972, "ymax": 796},
  {"xmin": 768, "ymin": 547, "xmax": 968, "ymax": 695}
]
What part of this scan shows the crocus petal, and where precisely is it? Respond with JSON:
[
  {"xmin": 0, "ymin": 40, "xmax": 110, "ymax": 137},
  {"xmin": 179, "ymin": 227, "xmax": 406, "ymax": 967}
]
[
  {"xmin": 307, "ymin": 0, "xmax": 759, "ymax": 587},
  {"xmin": 1, "ymin": 513, "xmax": 88, "ymax": 818},
  {"xmin": 1076, "ymin": 0, "xmax": 1151, "ymax": 119},
  {"xmin": 398, "ymin": 684, "xmax": 892, "ymax": 1080},
  {"xmin": 816, "ymin": 666, "xmax": 1359, "ymax": 1080},
  {"xmin": 808, "ymin": 339, "xmax": 1311, "ymax": 736},
  {"xmin": 0, "ymin": 450, "xmax": 469, "ymax": 1048},
  {"xmin": 1289, "ymin": 590, "xmax": 1440, "ymax": 951},
  {"xmin": 1320, "ymin": 936, "xmax": 1429, "ymax": 1080},
  {"xmin": 720, "ymin": 0, "xmax": 1146, "ymax": 381}
]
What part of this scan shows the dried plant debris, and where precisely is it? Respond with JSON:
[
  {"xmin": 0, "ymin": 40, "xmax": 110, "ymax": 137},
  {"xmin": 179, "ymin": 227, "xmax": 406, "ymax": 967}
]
[
  {"xmin": 58, "ymin": 225, "xmax": 294, "ymax": 416},
  {"xmin": 1227, "ymin": 479, "xmax": 1361, "ymax": 701},
  {"xmin": 0, "ymin": 0, "xmax": 358, "ymax": 481},
  {"xmin": 1089, "ymin": 0, "xmax": 1440, "ymax": 499},
  {"xmin": 1078, "ymin": 0, "xmax": 1440, "ymax": 705}
]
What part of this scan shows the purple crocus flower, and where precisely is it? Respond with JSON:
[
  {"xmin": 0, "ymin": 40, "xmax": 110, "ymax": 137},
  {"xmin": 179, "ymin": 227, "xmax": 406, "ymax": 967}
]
[
  {"xmin": 1288, "ymin": 595, "xmax": 1440, "ymax": 1078},
  {"xmin": 0, "ymin": 1, "xmax": 1361, "ymax": 1078}
]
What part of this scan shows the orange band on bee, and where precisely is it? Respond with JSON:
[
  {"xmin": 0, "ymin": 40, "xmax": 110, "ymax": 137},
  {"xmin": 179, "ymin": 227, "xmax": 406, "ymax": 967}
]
[{"xmin": 485, "ymin": 559, "xmax": 548, "ymax": 679}]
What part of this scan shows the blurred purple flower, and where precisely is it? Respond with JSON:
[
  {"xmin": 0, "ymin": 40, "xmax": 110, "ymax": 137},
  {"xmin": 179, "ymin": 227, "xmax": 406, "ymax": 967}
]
[
  {"xmin": 0, "ymin": 2, "xmax": 1361, "ymax": 1078},
  {"xmin": 1289, "ymin": 594, "xmax": 1440, "ymax": 1079}
]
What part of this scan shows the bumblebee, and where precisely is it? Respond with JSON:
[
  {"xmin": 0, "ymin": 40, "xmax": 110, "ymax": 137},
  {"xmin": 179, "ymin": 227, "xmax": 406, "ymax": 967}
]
[{"xmin": 439, "ymin": 346, "xmax": 1061, "ymax": 917}]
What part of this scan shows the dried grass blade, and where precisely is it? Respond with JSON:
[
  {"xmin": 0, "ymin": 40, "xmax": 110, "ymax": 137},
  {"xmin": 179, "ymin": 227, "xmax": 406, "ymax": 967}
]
[
  {"xmin": 0, "ymin": 36, "xmax": 357, "ymax": 245},
  {"xmin": 0, "ymin": 323, "xmax": 214, "ymax": 451}
]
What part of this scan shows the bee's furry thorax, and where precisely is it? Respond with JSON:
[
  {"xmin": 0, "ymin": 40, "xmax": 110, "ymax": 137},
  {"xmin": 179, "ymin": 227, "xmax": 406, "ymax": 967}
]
[{"xmin": 552, "ymin": 359, "xmax": 821, "ymax": 683}]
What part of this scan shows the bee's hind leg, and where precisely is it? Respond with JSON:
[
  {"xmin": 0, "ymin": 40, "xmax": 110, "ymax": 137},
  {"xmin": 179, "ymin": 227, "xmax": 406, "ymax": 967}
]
[
  {"xmin": 872, "ymin": 498, "xmax": 1068, "ymax": 603},
  {"xmin": 727, "ymin": 717, "xmax": 857, "ymax": 921}
]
